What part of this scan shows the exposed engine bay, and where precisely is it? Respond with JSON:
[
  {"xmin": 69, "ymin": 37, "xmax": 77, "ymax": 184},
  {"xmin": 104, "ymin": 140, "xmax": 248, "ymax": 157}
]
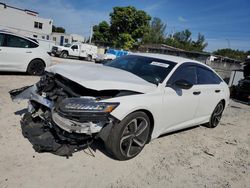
[{"xmin": 9, "ymin": 72, "xmax": 139, "ymax": 157}]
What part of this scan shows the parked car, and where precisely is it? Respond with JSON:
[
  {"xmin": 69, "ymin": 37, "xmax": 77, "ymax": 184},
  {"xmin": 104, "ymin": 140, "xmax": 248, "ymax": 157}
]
[
  {"xmin": 51, "ymin": 42, "xmax": 97, "ymax": 61},
  {"xmin": 230, "ymin": 59, "xmax": 250, "ymax": 104},
  {"xmin": 0, "ymin": 30, "xmax": 51, "ymax": 75},
  {"xmin": 10, "ymin": 54, "xmax": 230, "ymax": 160}
]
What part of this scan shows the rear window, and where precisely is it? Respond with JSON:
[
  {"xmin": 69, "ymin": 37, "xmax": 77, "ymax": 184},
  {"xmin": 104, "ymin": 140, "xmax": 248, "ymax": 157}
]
[{"xmin": 197, "ymin": 66, "xmax": 222, "ymax": 85}]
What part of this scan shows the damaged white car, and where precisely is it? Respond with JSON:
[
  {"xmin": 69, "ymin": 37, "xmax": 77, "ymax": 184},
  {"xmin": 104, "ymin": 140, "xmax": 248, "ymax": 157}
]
[{"xmin": 10, "ymin": 54, "xmax": 230, "ymax": 160}]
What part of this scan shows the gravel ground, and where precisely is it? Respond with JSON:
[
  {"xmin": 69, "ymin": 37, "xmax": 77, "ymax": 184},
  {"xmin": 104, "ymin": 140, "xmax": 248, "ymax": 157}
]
[{"xmin": 0, "ymin": 57, "xmax": 249, "ymax": 188}]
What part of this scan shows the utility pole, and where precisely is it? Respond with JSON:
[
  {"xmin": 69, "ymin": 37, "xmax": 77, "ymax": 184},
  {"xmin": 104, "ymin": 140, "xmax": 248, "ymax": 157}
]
[
  {"xmin": 89, "ymin": 25, "xmax": 93, "ymax": 44},
  {"xmin": 171, "ymin": 27, "xmax": 175, "ymax": 38},
  {"xmin": 226, "ymin": 39, "xmax": 231, "ymax": 48}
]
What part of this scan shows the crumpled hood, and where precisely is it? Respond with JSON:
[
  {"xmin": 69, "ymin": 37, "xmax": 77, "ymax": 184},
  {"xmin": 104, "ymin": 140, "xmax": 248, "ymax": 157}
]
[{"xmin": 46, "ymin": 63, "xmax": 156, "ymax": 93}]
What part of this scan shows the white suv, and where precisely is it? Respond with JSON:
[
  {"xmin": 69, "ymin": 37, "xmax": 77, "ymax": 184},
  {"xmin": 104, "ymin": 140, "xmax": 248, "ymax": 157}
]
[{"xmin": 0, "ymin": 31, "xmax": 51, "ymax": 75}]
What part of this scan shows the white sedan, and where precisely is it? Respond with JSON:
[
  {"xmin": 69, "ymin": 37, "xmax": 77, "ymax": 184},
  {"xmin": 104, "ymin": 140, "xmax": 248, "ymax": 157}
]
[
  {"xmin": 0, "ymin": 31, "xmax": 51, "ymax": 75},
  {"xmin": 10, "ymin": 53, "xmax": 229, "ymax": 160}
]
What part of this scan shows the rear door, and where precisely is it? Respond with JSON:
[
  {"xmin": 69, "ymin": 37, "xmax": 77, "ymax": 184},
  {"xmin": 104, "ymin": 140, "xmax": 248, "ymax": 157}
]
[{"xmin": 195, "ymin": 66, "xmax": 224, "ymax": 118}]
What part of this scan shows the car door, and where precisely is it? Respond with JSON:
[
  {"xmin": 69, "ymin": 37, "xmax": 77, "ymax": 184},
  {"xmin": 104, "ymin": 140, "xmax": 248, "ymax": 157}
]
[
  {"xmin": 0, "ymin": 34, "xmax": 35, "ymax": 71},
  {"xmin": 70, "ymin": 44, "xmax": 79, "ymax": 56},
  {"xmin": 195, "ymin": 66, "xmax": 224, "ymax": 118},
  {"xmin": 161, "ymin": 64, "xmax": 201, "ymax": 133}
]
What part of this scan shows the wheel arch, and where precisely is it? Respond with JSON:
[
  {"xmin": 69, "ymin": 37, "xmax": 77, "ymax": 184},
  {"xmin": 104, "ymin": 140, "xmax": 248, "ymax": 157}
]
[
  {"xmin": 129, "ymin": 109, "xmax": 155, "ymax": 143},
  {"xmin": 220, "ymin": 99, "xmax": 226, "ymax": 109},
  {"xmin": 27, "ymin": 58, "xmax": 46, "ymax": 71},
  {"xmin": 62, "ymin": 50, "xmax": 68, "ymax": 54}
]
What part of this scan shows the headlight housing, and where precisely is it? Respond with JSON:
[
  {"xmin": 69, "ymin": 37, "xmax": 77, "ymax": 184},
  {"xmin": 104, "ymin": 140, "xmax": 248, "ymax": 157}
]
[{"xmin": 58, "ymin": 98, "xmax": 119, "ymax": 114}]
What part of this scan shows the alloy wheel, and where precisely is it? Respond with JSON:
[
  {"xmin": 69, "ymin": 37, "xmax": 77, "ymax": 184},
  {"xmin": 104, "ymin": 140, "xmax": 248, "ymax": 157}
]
[
  {"xmin": 119, "ymin": 117, "xmax": 149, "ymax": 158},
  {"xmin": 211, "ymin": 102, "xmax": 224, "ymax": 127},
  {"xmin": 28, "ymin": 61, "xmax": 44, "ymax": 75}
]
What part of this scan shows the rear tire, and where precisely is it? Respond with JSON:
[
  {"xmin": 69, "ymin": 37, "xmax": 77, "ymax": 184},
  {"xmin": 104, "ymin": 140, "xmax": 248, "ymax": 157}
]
[
  {"xmin": 105, "ymin": 111, "xmax": 151, "ymax": 160},
  {"xmin": 86, "ymin": 55, "xmax": 92, "ymax": 61},
  {"xmin": 27, "ymin": 59, "xmax": 45, "ymax": 75},
  {"xmin": 206, "ymin": 101, "xmax": 224, "ymax": 128}
]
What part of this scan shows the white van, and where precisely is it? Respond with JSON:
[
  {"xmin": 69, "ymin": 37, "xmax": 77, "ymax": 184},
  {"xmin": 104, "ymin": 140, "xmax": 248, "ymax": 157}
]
[{"xmin": 51, "ymin": 42, "xmax": 97, "ymax": 61}]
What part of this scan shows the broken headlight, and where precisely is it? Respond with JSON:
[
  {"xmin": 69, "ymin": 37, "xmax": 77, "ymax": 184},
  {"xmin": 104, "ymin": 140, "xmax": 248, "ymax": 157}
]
[{"xmin": 58, "ymin": 98, "xmax": 119, "ymax": 114}]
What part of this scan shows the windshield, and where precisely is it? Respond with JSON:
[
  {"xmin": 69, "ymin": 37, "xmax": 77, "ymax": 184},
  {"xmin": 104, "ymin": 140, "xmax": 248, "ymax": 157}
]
[
  {"xmin": 64, "ymin": 43, "xmax": 71, "ymax": 47},
  {"xmin": 104, "ymin": 55, "xmax": 176, "ymax": 85}
]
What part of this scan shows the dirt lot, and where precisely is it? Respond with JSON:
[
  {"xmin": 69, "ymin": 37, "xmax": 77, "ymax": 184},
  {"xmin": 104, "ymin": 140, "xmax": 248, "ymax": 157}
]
[{"xmin": 0, "ymin": 58, "xmax": 249, "ymax": 188}]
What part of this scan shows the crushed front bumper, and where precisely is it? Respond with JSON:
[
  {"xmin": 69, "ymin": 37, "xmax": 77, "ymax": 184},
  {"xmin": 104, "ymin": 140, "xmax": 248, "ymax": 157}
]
[{"xmin": 9, "ymin": 85, "xmax": 118, "ymax": 157}]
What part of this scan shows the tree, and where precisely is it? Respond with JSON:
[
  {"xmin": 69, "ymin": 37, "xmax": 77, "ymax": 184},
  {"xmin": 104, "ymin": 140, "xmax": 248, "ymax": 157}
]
[
  {"xmin": 213, "ymin": 48, "xmax": 248, "ymax": 61},
  {"xmin": 52, "ymin": 25, "xmax": 65, "ymax": 33},
  {"xmin": 164, "ymin": 30, "xmax": 207, "ymax": 52},
  {"xmin": 109, "ymin": 6, "xmax": 151, "ymax": 48},
  {"xmin": 192, "ymin": 33, "xmax": 208, "ymax": 51},
  {"xmin": 173, "ymin": 29, "xmax": 192, "ymax": 43},
  {"xmin": 92, "ymin": 21, "xmax": 110, "ymax": 44},
  {"xmin": 114, "ymin": 33, "xmax": 135, "ymax": 50},
  {"xmin": 142, "ymin": 17, "xmax": 166, "ymax": 44}
]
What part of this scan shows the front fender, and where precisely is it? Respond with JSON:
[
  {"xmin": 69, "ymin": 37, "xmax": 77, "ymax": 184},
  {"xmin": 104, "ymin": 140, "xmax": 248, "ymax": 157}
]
[{"xmin": 102, "ymin": 92, "xmax": 164, "ymax": 139}]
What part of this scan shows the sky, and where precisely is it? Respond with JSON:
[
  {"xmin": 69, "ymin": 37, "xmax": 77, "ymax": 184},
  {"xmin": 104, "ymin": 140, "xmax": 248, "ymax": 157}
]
[{"xmin": 2, "ymin": 0, "xmax": 250, "ymax": 52}]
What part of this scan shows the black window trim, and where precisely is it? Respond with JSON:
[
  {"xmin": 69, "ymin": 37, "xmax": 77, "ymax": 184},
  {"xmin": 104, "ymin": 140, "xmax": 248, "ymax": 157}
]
[
  {"xmin": 166, "ymin": 62, "xmax": 198, "ymax": 86},
  {"xmin": 167, "ymin": 62, "xmax": 223, "ymax": 86},
  {"xmin": 0, "ymin": 33, "xmax": 6, "ymax": 46},
  {"xmin": 3, "ymin": 33, "xmax": 39, "ymax": 48}
]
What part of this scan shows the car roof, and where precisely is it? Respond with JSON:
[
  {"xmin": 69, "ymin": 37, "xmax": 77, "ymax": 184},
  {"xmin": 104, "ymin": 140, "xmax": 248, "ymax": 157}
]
[{"xmin": 131, "ymin": 52, "xmax": 203, "ymax": 65}]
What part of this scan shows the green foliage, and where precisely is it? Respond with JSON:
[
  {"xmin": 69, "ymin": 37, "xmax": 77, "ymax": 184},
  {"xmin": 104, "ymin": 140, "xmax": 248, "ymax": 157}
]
[
  {"xmin": 213, "ymin": 48, "xmax": 249, "ymax": 61},
  {"xmin": 114, "ymin": 33, "xmax": 135, "ymax": 50},
  {"xmin": 52, "ymin": 25, "xmax": 65, "ymax": 33},
  {"xmin": 92, "ymin": 21, "xmax": 110, "ymax": 43},
  {"xmin": 164, "ymin": 30, "xmax": 207, "ymax": 52},
  {"xmin": 93, "ymin": 6, "xmax": 151, "ymax": 49},
  {"xmin": 92, "ymin": 6, "xmax": 209, "ymax": 51},
  {"xmin": 110, "ymin": 6, "xmax": 151, "ymax": 40},
  {"xmin": 142, "ymin": 17, "xmax": 166, "ymax": 44}
]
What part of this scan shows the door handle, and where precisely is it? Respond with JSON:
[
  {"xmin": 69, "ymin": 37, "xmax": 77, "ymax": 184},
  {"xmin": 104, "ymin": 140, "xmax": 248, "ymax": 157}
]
[
  {"xmin": 215, "ymin": 90, "xmax": 221, "ymax": 93},
  {"xmin": 26, "ymin": 51, "xmax": 32, "ymax": 53},
  {"xmin": 193, "ymin": 91, "xmax": 201, "ymax": 95}
]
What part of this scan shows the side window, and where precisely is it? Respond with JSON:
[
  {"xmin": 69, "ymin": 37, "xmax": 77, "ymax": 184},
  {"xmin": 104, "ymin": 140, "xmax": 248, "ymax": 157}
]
[
  {"xmin": 0, "ymin": 34, "xmax": 4, "ymax": 46},
  {"xmin": 168, "ymin": 65, "xmax": 197, "ymax": 85},
  {"xmin": 5, "ymin": 35, "xmax": 38, "ymax": 48},
  {"xmin": 71, "ymin": 45, "xmax": 78, "ymax": 50},
  {"xmin": 197, "ymin": 67, "xmax": 222, "ymax": 85}
]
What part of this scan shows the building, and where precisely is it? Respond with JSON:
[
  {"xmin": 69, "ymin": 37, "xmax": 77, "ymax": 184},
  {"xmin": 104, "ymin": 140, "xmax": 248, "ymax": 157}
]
[
  {"xmin": 71, "ymin": 34, "xmax": 85, "ymax": 43},
  {"xmin": 0, "ymin": 2, "xmax": 53, "ymax": 39},
  {"xmin": 51, "ymin": 32, "xmax": 85, "ymax": 46},
  {"xmin": 0, "ymin": 2, "xmax": 85, "ymax": 46}
]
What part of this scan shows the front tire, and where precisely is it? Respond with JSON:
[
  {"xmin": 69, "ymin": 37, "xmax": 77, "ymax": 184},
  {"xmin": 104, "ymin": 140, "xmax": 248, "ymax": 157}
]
[
  {"xmin": 60, "ymin": 51, "xmax": 68, "ymax": 58},
  {"xmin": 105, "ymin": 111, "xmax": 151, "ymax": 160},
  {"xmin": 206, "ymin": 101, "xmax": 224, "ymax": 128},
  {"xmin": 27, "ymin": 59, "xmax": 45, "ymax": 75}
]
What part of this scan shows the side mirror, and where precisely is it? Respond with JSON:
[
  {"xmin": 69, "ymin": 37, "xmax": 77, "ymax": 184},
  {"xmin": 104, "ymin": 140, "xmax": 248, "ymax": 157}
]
[{"xmin": 174, "ymin": 79, "xmax": 193, "ymax": 89}]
